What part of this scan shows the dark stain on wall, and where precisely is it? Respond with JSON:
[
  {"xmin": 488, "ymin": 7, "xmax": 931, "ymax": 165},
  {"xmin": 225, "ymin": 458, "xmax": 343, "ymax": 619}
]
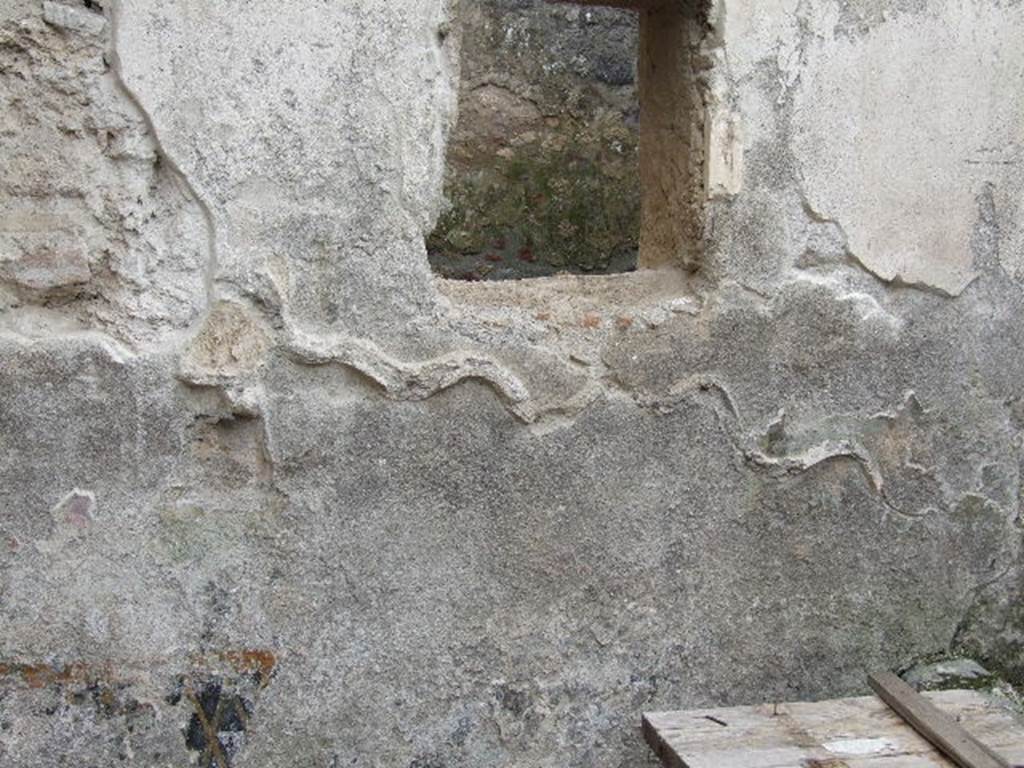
[{"xmin": 166, "ymin": 649, "xmax": 278, "ymax": 768}]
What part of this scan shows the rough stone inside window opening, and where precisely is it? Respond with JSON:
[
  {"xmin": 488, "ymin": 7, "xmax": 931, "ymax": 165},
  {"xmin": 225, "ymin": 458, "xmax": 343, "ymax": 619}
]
[{"xmin": 429, "ymin": 0, "xmax": 704, "ymax": 282}]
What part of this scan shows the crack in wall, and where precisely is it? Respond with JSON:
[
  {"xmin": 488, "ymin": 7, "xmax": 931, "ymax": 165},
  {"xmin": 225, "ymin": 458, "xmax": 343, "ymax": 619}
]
[
  {"xmin": 797, "ymin": 177, "xmax": 975, "ymax": 299},
  {"xmin": 640, "ymin": 383, "xmax": 1001, "ymax": 524},
  {"xmin": 640, "ymin": 375, "xmax": 885, "ymax": 495},
  {"xmin": 106, "ymin": 0, "xmax": 219, "ymax": 313}
]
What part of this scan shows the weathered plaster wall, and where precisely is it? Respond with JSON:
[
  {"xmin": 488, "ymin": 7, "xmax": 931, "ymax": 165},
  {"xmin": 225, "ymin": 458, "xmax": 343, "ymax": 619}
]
[{"xmin": 1, "ymin": 1, "xmax": 1023, "ymax": 766}]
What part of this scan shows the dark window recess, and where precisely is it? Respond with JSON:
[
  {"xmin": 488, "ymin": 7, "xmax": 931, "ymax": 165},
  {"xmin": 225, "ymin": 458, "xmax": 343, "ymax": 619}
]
[{"xmin": 428, "ymin": 0, "xmax": 707, "ymax": 282}]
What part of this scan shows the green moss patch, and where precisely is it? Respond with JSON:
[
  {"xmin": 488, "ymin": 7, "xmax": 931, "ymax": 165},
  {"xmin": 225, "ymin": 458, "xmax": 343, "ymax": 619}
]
[{"xmin": 428, "ymin": 119, "xmax": 640, "ymax": 280}]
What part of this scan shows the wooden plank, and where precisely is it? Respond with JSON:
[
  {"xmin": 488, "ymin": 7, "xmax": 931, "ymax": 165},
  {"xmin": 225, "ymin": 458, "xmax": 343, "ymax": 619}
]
[
  {"xmin": 644, "ymin": 689, "xmax": 1024, "ymax": 768},
  {"xmin": 868, "ymin": 672, "xmax": 1011, "ymax": 768}
]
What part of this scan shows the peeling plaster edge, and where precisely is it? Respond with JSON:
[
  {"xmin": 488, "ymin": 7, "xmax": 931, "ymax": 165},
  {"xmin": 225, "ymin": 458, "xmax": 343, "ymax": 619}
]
[
  {"xmin": 106, "ymin": 1, "xmax": 220, "ymax": 311},
  {"xmin": 848, "ymin": 256, "xmax": 979, "ymax": 300},
  {"xmin": 51, "ymin": 487, "xmax": 97, "ymax": 514},
  {"xmin": 417, "ymin": 0, "xmax": 461, "ymax": 238},
  {"xmin": 0, "ymin": 327, "xmax": 136, "ymax": 365},
  {"xmin": 745, "ymin": 439, "xmax": 884, "ymax": 494},
  {"xmin": 651, "ymin": 376, "xmax": 887, "ymax": 494},
  {"xmin": 2, "ymin": 316, "xmax": 1010, "ymax": 533},
  {"xmin": 654, "ymin": 373, "xmax": 742, "ymax": 421},
  {"xmin": 784, "ymin": 271, "xmax": 904, "ymax": 331},
  {"xmin": 642, "ymin": 382, "xmax": 950, "ymax": 516},
  {"xmin": 282, "ymin": 326, "xmax": 533, "ymax": 419},
  {"xmin": 740, "ymin": 391, "xmax": 921, "ymax": 495},
  {"xmin": 797, "ymin": 182, "xmax": 977, "ymax": 300},
  {"xmin": 520, "ymin": 382, "xmax": 606, "ymax": 434}
]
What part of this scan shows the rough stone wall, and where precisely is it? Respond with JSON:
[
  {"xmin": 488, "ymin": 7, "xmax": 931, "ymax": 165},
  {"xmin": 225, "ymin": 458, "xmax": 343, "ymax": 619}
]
[
  {"xmin": 1, "ymin": 1, "xmax": 1023, "ymax": 767},
  {"xmin": 0, "ymin": 0, "xmax": 207, "ymax": 343},
  {"xmin": 428, "ymin": 0, "xmax": 641, "ymax": 279}
]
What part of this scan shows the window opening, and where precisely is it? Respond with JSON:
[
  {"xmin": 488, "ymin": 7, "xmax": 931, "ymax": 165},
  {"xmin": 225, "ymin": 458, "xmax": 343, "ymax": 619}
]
[{"xmin": 428, "ymin": 0, "xmax": 705, "ymax": 282}]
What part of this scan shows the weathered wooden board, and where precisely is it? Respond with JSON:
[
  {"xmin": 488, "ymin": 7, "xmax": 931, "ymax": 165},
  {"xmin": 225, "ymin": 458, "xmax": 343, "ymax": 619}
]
[
  {"xmin": 869, "ymin": 672, "xmax": 1009, "ymax": 768},
  {"xmin": 644, "ymin": 690, "xmax": 1024, "ymax": 768}
]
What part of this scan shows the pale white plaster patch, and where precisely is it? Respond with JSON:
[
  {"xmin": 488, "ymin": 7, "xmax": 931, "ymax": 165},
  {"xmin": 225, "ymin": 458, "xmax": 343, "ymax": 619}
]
[
  {"xmin": 791, "ymin": 0, "xmax": 1024, "ymax": 295},
  {"xmin": 705, "ymin": 103, "xmax": 744, "ymax": 198},
  {"xmin": 823, "ymin": 737, "xmax": 900, "ymax": 756}
]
